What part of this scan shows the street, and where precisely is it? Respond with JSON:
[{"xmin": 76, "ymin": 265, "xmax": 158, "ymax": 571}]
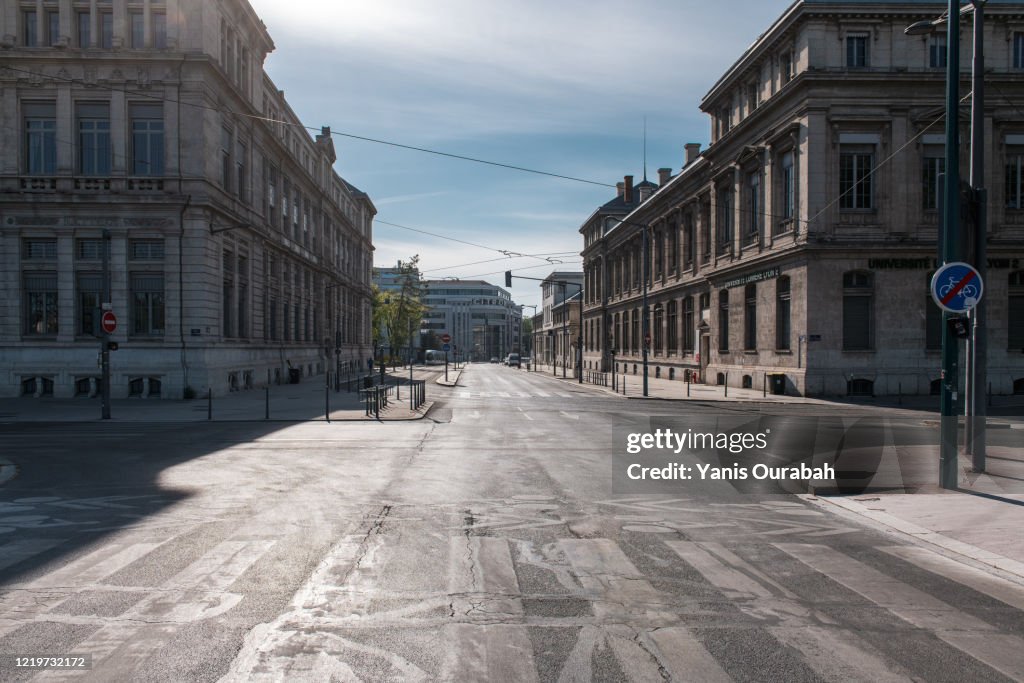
[{"xmin": 1, "ymin": 364, "xmax": 1023, "ymax": 682}]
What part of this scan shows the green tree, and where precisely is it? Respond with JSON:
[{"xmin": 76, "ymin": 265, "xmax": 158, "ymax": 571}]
[{"xmin": 373, "ymin": 256, "xmax": 427, "ymax": 357}]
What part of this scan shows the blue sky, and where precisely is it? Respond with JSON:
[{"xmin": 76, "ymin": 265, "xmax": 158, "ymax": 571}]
[{"xmin": 247, "ymin": 0, "xmax": 789, "ymax": 308}]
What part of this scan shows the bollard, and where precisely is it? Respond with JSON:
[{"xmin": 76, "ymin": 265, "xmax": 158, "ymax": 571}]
[
  {"xmin": 687, "ymin": 373, "xmax": 691, "ymax": 398},
  {"xmin": 325, "ymin": 375, "xmax": 330, "ymax": 423},
  {"xmin": 207, "ymin": 387, "xmax": 212, "ymax": 420},
  {"xmin": 265, "ymin": 385, "xmax": 270, "ymax": 420},
  {"xmin": 724, "ymin": 374, "xmax": 728, "ymax": 398},
  {"xmin": 763, "ymin": 372, "xmax": 767, "ymax": 398}
]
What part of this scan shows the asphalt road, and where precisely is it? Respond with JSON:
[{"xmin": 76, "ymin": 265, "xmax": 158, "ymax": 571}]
[{"xmin": 0, "ymin": 363, "xmax": 1023, "ymax": 681}]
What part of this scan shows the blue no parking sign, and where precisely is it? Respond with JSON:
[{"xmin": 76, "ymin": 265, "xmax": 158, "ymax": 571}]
[
  {"xmin": 442, "ymin": 343, "xmax": 451, "ymax": 352},
  {"xmin": 930, "ymin": 261, "xmax": 984, "ymax": 313}
]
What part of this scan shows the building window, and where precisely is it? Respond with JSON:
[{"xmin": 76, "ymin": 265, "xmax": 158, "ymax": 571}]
[
  {"xmin": 744, "ymin": 170, "xmax": 760, "ymax": 244},
  {"xmin": 846, "ymin": 35, "xmax": 868, "ymax": 68},
  {"xmin": 236, "ymin": 139, "xmax": 248, "ymax": 202},
  {"xmin": 682, "ymin": 297, "xmax": 694, "ymax": 352},
  {"xmin": 24, "ymin": 272, "xmax": 59, "ymax": 335},
  {"xmin": 747, "ymin": 82, "xmax": 758, "ymax": 113},
  {"xmin": 23, "ymin": 10, "xmax": 37, "ymax": 47},
  {"xmin": 684, "ymin": 213, "xmax": 695, "ymax": 269},
  {"xmin": 99, "ymin": 11, "xmax": 112, "ymax": 49},
  {"xmin": 130, "ymin": 239, "xmax": 164, "ymax": 260},
  {"xmin": 668, "ymin": 300, "xmax": 678, "ymax": 351},
  {"xmin": 654, "ymin": 230, "xmax": 664, "ymax": 279},
  {"xmin": 776, "ymin": 277, "xmax": 791, "ymax": 350},
  {"xmin": 842, "ymin": 271, "xmax": 873, "ymax": 350},
  {"xmin": 1014, "ymin": 32, "xmax": 1024, "ymax": 69},
  {"xmin": 717, "ymin": 186, "xmax": 733, "ymax": 252},
  {"xmin": 631, "ymin": 309, "xmax": 639, "ymax": 353},
  {"xmin": 76, "ymin": 238, "xmax": 103, "ymax": 261},
  {"xmin": 780, "ymin": 51, "xmax": 793, "ymax": 85},
  {"xmin": 46, "ymin": 10, "xmax": 60, "ymax": 46},
  {"xmin": 153, "ymin": 12, "xmax": 168, "ymax": 49},
  {"xmin": 929, "ymin": 34, "xmax": 947, "ymax": 69},
  {"xmin": 777, "ymin": 151, "xmax": 795, "ymax": 233},
  {"xmin": 701, "ymin": 200, "xmax": 712, "ymax": 262},
  {"xmin": 129, "ymin": 11, "xmax": 144, "ymax": 48},
  {"xmin": 718, "ymin": 290, "xmax": 730, "ymax": 352},
  {"xmin": 220, "ymin": 126, "xmax": 233, "ymax": 192},
  {"xmin": 77, "ymin": 11, "xmax": 90, "ymax": 47},
  {"xmin": 923, "ymin": 149, "xmax": 945, "ymax": 210},
  {"xmin": 131, "ymin": 104, "xmax": 165, "ymax": 176},
  {"xmin": 24, "ymin": 102, "xmax": 57, "ymax": 175},
  {"xmin": 77, "ymin": 103, "xmax": 111, "ymax": 176},
  {"xmin": 744, "ymin": 284, "xmax": 757, "ymax": 350},
  {"xmin": 668, "ymin": 224, "xmax": 678, "ymax": 274},
  {"xmin": 839, "ymin": 145, "xmax": 874, "ymax": 210},
  {"xmin": 1006, "ymin": 152, "xmax": 1024, "ymax": 209},
  {"xmin": 653, "ymin": 305, "xmax": 664, "ymax": 353},
  {"xmin": 131, "ymin": 274, "xmax": 165, "ymax": 336},
  {"xmin": 23, "ymin": 238, "xmax": 58, "ymax": 260},
  {"xmin": 1010, "ymin": 271, "xmax": 1024, "ymax": 350},
  {"xmin": 719, "ymin": 107, "xmax": 731, "ymax": 137},
  {"xmin": 925, "ymin": 273, "xmax": 943, "ymax": 351},
  {"xmin": 77, "ymin": 273, "xmax": 103, "ymax": 336}
]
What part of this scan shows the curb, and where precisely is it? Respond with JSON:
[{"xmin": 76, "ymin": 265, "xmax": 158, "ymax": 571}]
[
  {"xmin": 800, "ymin": 493, "xmax": 1024, "ymax": 581},
  {"xmin": 435, "ymin": 368, "xmax": 462, "ymax": 387}
]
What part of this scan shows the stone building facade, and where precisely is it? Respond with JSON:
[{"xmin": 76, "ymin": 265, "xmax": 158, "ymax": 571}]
[
  {"xmin": 581, "ymin": 0, "xmax": 1024, "ymax": 396},
  {"xmin": 534, "ymin": 271, "xmax": 583, "ymax": 375},
  {"xmin": 420, "ymin": 280, "xmax": 522, "ymax": 362},
  {"xmin": 0, "ymin": 0, "xmax": 374, "ymax": 398}
]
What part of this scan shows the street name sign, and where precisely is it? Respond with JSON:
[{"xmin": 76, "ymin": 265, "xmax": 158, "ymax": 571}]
[{"xmin": 930, "ymin": 261, "xmax": 983, "ymax": 313}]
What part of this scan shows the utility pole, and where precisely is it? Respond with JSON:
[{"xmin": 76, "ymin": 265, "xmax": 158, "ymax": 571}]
[
  {"xmin": 939, "ymin": 0, "xmax": 961, "ymax": 490},
  {"xmin": 642, "ymin": 224, "xmax": 649, "ymax": 397},
  {"xmin": 967, "ymin": 0, "xmax": 987, "ymax": 472}
]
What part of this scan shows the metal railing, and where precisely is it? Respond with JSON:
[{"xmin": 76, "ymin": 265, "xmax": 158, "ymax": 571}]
[{"xmin": 582, "ymin": 369, "xmax": 610, "ymax": 387}]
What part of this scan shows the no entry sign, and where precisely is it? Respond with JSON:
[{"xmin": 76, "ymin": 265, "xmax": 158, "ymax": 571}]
[
  {"xmin": 930, "ymin": 261, "xmax": 984, "ymax": 313},
  {"xmin": 101, "ymin": 310, "xmax": 117, "ymax": 334},
  {"xmin": 441, "ymin": 333, "xmax": 451, "ymax": 343}
]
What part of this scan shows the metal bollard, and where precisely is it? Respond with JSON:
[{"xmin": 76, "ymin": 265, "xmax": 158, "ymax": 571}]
[
  {"xmin": 687, "ymin": 373, "xmax": 691, "ymax": 398},
  {"xmin": 325, "ymin": 375, "xmax": 330, "ymax": 423},
  {"xmin": 725, "ymin": 374, "xmax": 728, "ymax": 398}
]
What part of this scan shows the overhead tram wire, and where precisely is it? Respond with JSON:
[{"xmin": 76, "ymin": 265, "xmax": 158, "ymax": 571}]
[{"xmin": 4, "ymin": 64, "xmax": 969, "ymax": 238}]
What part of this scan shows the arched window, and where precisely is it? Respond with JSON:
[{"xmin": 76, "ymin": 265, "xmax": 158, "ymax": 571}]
[
  {"xmin": 776, "ymin": 276, "xmax": 791, "ymax": 350},
  {"xmin": 1010, "ymin": 271, "xmax": 1024, "ymax": 350},
  {"xmin": 842, "ymin": 271, "xmax": 873, "ymax": 350}
]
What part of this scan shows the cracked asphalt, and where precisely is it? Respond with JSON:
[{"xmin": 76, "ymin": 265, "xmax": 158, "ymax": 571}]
[{"xmin": 1, "ymin": 363, "xmax": 1023, "ymax": 681}]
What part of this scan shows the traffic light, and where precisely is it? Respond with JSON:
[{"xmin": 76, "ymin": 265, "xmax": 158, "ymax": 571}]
[
  {"xmin": 947, "ymin": 315, "xmax": 970, "ymax": 340},
  {"xmin": 505, "ymin": 270, "xmax": 512, "ymax": 287}
]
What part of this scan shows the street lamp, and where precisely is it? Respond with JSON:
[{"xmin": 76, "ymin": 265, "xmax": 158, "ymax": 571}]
[
  {"xmin": 604, "ymin": 216, "xmax": 649, "ymax": 397},
  {"xmin": 905, "ymin": 1, "xmax": 987, "ymax": 484}
]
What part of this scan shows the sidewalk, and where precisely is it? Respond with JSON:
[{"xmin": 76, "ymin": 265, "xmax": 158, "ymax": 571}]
[{"xmin": 0, "ymin": 367, "xmax": 440, "ymax": 423}]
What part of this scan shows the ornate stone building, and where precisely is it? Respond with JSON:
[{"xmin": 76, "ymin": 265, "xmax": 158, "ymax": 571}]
[
  {"xmin": 0, "ymin": 0, "xmax": 374, "ymax": 398},
  {"xmin": 581, "ymin": 0, "xmax": 1024, "ymax": 396}
]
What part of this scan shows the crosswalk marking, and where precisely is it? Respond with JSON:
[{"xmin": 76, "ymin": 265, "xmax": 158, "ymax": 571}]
[
  {"xmin": 778, "ymin": 543, "xmax": 1024, "ymax": 680},
  {"xmin": 645, "ymin": 627, "xmax": 733, "ymax": 682},
  {"xmin": 666, "ymin": 541, "xmax": 790, "ymax": 600},
  {"xmin": 36, "ymin": 540, "xmax": 276, "ymax": 681},
  {"xmin": 30, "ymin": 541, "xmax": 165, "ymax": 589},
  {"xmin": 881, "ymin": 545, "xmax": 1024, "ymax": 611}
]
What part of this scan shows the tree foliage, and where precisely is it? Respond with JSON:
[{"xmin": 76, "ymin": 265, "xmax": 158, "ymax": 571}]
[{"xmin": 372, "ymin": 256, "xmax": 427, "ymax": 354}]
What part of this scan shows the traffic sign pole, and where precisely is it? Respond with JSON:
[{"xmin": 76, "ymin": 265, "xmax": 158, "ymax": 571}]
[{"xmin": 101, "ymin": 230, "xmax": 111, "ymax": 420}]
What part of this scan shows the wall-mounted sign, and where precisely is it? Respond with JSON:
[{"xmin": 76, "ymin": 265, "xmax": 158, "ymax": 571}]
[{"xmin": 722, "ymin": 267, "xmax": 780, "ymax": 290}]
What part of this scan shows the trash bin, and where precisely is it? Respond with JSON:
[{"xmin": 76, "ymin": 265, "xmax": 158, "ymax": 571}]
[
  {"xmin": 770, "ymin": 373, "xmax": 786, "ymax": 396},
  {"xmin": 289, "ymin": 368, "xmax": 301, "ymax": 384}
]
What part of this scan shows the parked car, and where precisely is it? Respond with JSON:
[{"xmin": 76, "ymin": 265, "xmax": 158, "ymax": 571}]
[
  {"xmin": 490, "ymin": 357, "xmax": 500, "ymax": 363},
  {"xmin": 506, "ymin": 353, "xmax": 521, "ymax": 368}
]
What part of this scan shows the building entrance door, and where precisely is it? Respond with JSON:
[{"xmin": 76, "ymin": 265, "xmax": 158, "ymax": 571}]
[{"xmin": 699, "ymin": 334, "xmax": 710, "ymax": 383}]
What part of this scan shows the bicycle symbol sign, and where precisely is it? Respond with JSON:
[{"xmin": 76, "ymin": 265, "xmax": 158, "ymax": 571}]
[{"xmin": 930, "ymin": 261, "xmax": 984, "ymax": 313}]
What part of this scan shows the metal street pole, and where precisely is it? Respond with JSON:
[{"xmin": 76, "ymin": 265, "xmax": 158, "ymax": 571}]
[
  {"xmin": 561, "ymin": 283, "xmax": 567, "ymax": 379},
  {"xmin": 939, "ymin": 0, "xmax": 961, "ymax": 490},
  {"xmin": 968, "ymin": 0, "xmax": 987, "ymax": 471},
  {"xmin": 101, "ymin": 229, "xmax": 111, "ymax": 419},
  {"xmin": 642, "ymin": 225, "xmax": 649, "ymax": 397}
]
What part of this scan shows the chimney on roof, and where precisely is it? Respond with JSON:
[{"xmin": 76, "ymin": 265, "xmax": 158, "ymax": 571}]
[
  {"xmin": 685, "ymin": 143, "xmax": 701, "ymax": 167},
  {"xmin": 638, "ymin": 185, "xmax": 653, "ymax": 203},
  {"xmin": 657, "ymin": 167, "xmax": 672, "ymax": 187},
  {"xmin": 624, "ymin": 175, "xmax": 634, "ymax": 204},
  {"xmin": 616, "ymin": 181, "xmax": 624, "ymax": 198}
]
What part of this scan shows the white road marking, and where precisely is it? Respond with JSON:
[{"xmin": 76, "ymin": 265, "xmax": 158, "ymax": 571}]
[
  {"xmin": 881, "ymin": 545, "xmax": 1024, "ymax": 611},
  {"xmin": 778, "ymin": 543, "xmax": 1024, "ymax": 680}
]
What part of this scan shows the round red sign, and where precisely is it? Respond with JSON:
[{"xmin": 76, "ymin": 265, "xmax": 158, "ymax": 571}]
[
  {"xmin": 440, "ymin": 334, "xmax": 451, "ymax": 343},
  {"xmin": 101, "ymin": 310, "xmax": 117, "ymax": 334}
]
